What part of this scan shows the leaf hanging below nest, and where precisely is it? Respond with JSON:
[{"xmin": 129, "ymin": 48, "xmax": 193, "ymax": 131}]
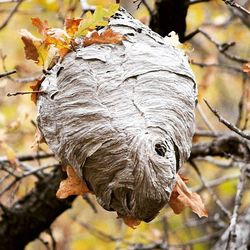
[
  {"xmin": 117, "ymin": 214, "xmax": 141, "ymax": 229},
  {"xmin": 169, "ymin": 174, "xmax": 208, "ymax": 217}
]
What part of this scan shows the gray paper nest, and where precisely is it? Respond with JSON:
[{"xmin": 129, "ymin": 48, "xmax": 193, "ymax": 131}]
[{"xmin": 37, "ymin": 9, "xmax": 197, "ymax": 222}]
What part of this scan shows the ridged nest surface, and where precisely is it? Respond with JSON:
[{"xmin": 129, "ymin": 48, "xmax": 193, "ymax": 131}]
[{"xmin": 37, "ymin": 9, "xmax": 197, "ymax": 222}]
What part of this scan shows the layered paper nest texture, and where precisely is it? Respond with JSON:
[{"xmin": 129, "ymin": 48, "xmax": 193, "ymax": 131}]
[{"xmin": 37, "ymin": 9, "xmax": 197, "ymax": 222}]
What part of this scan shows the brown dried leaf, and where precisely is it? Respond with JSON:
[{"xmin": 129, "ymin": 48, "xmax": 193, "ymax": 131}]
[
  {"xmin": 169, "ymin": 174, "xmax": 208, "ymax": 217},
  {"xmin": 242, "ymin": 62, "xmax": 250, "ymax": 76},
  {"xmin": 83, "ymin": 28, "xmax": 125, "ymax": 47},
  {"xmin": 20, "ymin": 30, "xmax": 41, "ymax": 63},
  {"xmin": 30, "ymin": 78, "xmax": 43, "ymax": 104},
  {"xmin": 118, "ymin": 215, "xmax": 141, "ymax": 229},
  {"xmin": 56, "ymin": 166, "xmax": 90, "ymax": 199}
]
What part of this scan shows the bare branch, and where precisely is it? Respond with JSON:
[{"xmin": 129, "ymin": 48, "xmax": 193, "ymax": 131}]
[
  {"xmin": 191, "ymin": 135, "xmax": 250, "ymax": 160},
  {"xmin": 187, "ymin": 0, "xmax": 210, "ymax": 6},
  {"xmin": 191, "ymin": 61, "xmax": 244, "ymax": 73},
  {"xmin": 190, "ymin": 160, "xmax": 232, "ymax": 218},
  {"xmin": 222, "ymin": 0, "xmax": 250, "ymax": 16},
  {"xmin": 198, "ymin": 28, "xmax": 249, "ymax": 63},
  {"xmin": 0, "ymin": 69, "xmax": 16, "ymax": 78},
  {"xmin": 225, "ymin": 165, "xmax": 246, "ymax": 249},
  {"xmin": 7, "ymin": 90, "xmax": 45, "ymax": 97},
  {"xmin": 0, "ymin": 0, "xmax": 24, "ymax": 30},
  {"xmin": 204, "ymin": 99, "xmax": 250, "ymax": 140}
]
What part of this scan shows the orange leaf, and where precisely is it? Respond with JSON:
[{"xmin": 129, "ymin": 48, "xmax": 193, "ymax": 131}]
[
  {"xmin": 65, "ymin": 18, "xmax": 82, "ymax": 37},
  {"xmin": 118, "ymin": 214, "xmax": 141, "ymax": 229},
  {"xmin": 31, "ymin": 17, "xmax": 49, "ymax": 36},
  {"xmin": 83, "ymin": 28, "xmax": 125, "ymax": 47},
  {"xmin": 242, "ymin": 62, "xmax": 250, "ymax": 76},
  {"xmin": 56, "ymin": 166, "xmax": 90, "ymax": 199},
  {"xmin": 169, "ymin": 174, "xmax": 208, "ymax": 217}
]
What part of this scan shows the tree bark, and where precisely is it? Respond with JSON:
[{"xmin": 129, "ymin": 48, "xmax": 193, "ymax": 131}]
[
  {"xmin": 149, "ymin": 0, "xmax": 188, "ymax": 42},
  {"xmin": 0, "ymin": 168, "xmax": 75, "ymax": 250}
]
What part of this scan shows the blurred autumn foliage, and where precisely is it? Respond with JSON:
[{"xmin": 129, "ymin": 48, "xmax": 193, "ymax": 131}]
[{"xmin": 0, "ymin": 0, "xmax": 250, "ymax": 250}]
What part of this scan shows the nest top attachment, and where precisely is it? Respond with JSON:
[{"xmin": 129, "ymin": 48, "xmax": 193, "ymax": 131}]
[{"xmin": 37, "ymin": 8, "xmax": 197, "ymax": 222}]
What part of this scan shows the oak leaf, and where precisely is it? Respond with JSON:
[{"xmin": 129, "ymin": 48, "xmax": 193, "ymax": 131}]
[
  {"xmin": 65, "ymin": 18, "xmax": 82, "ymax": 37},
  {"xmin": 31, "ymin": 17, "xmax": 49, "ymax": 36},
  {"xmin": 169, "ymin": 174, "xmax": 208, "ymax": 217},
  {"xmin": 83, "ymin": 28, "xmax": 125, "ymax": 47},
  {"xmin": 20, "ymin": 30, "xmax": 41, "ymax": 63},
  {"xmin": 56, "ymin": 166, "xmax": 90, "ymax": 199}
]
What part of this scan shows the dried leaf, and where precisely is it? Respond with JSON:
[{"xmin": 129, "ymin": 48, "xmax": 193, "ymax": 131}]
[
  {"xmin": 44, "ymin": 35, "xmax": 70, "ymax": 58},
  {"xmin": 20, "ymin": 29, "xmax": 49, "ymax": 66},
  {"xmin": 118, "ymin": 215, "xmax": 141, "ymax": 229},
  {"xmin": 30, "ymin": 78, "xmax": 43, "ymax": 103},
  {"xmin": 31, "ymin": 17, "xmax": 49, "ymax": 36},
  {"xmin": 169, "ymin": 174, "xmax": 208, "ymax": 217},
  {"xmin": 83, "ymin": 29, "xmax": 124, "ymax": 47},
  {"xmin": 20, "ymin": 30, "xmax": 41, "ymax": 63},
  {"xmin": 56, "ymin": 166, "xmax": 90, "ymax": 199},
  {"xmin": 242, "ymin": 62, "xmax": 250, "ymax": 76},
  {"xmin": 65, "ymin": 18, "xmax": 82, "ymax": 37}
]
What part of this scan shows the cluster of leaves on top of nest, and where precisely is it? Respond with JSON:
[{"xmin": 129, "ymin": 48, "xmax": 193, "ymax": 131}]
[
  {"xmin": 20, "ymin": 4, "xmax": 122, "ymax": 69},
  {"xmin": 20, "ymin": 4, "xmax": 125, "ymax": 103}
]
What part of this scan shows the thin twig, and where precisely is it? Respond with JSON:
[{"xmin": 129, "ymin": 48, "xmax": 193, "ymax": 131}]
[
  {"xmin": 225, "ymin": 165, "xmax": 247, "ymax": 250},
  {"xmin": 191, "ymin": 61, "xmax": 244, "ymax": 73},
  {"xmin": 190, "ymin": 160, "xmax": 232, "ymax": 219},
  {"xmin": 197, "ymin": 103, "xmax": 216, "ymax": 133},
  {"xmin": 46, "ymin": 228, "xmax": 56, "ymax": 250},
  {"xmin": 204, "ymin": 99, "xmax": 250, "ymax": 140},
  {"xmin": 222, "ymin": 0, "xmax": 250, "ymax": 16},
  {"xmin": 82, "ymin": 194, "xmax": 98, "ymax": 213},
  {"xmin": 7, "ymin": 90, "xmax": 45, "ymax": 97},
  {"xmin": 194, "ymin": 129, "xmax": 226, "ymax": 137},
  {"xmin": 187, "ymin": 0, "xmax": 210, "ymax": 6},
  {"xmin": 0, "ymin": 0, "xmax": 24, "ymax": 30},
  {"xmin": 236, "ymin": 76, "xmax": 248, "ymax": 128},
  {"xmin": 0, "ymin": 70, "xmax": 16, "ymax": 79},
  {"xmin": 198, "ymin": 28, "xmax": 249, "ymax": 63},
  {"xmin": 193, "ymin": 173, "xmax": 240, "ymax": 192}
]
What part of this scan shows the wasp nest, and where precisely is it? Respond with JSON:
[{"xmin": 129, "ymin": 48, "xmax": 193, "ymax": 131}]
[{"xmin": 37, "ymin": 9, "xmax": 197, "ymax": 223}]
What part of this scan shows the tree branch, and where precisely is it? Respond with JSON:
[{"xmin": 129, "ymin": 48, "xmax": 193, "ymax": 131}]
[
  {"xmin": 222, "ymin": 0, "xmax": 250, "ymax": 16},
  {"xmin": 0, "ymin": 69, "xmax": 16, "ymax": 79},
  {"xmin": 0, "ymin": 0, "xmax": 24, "ymax": 30},
  {"xmin": 0, "ymin": 167, "xmax": 75, "ymax": 250}
]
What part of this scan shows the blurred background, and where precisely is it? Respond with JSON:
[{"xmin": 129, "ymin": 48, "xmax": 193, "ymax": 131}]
[{"xmin": 0, "ymin": 0, "xmax": 250, "ymax": 249}]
